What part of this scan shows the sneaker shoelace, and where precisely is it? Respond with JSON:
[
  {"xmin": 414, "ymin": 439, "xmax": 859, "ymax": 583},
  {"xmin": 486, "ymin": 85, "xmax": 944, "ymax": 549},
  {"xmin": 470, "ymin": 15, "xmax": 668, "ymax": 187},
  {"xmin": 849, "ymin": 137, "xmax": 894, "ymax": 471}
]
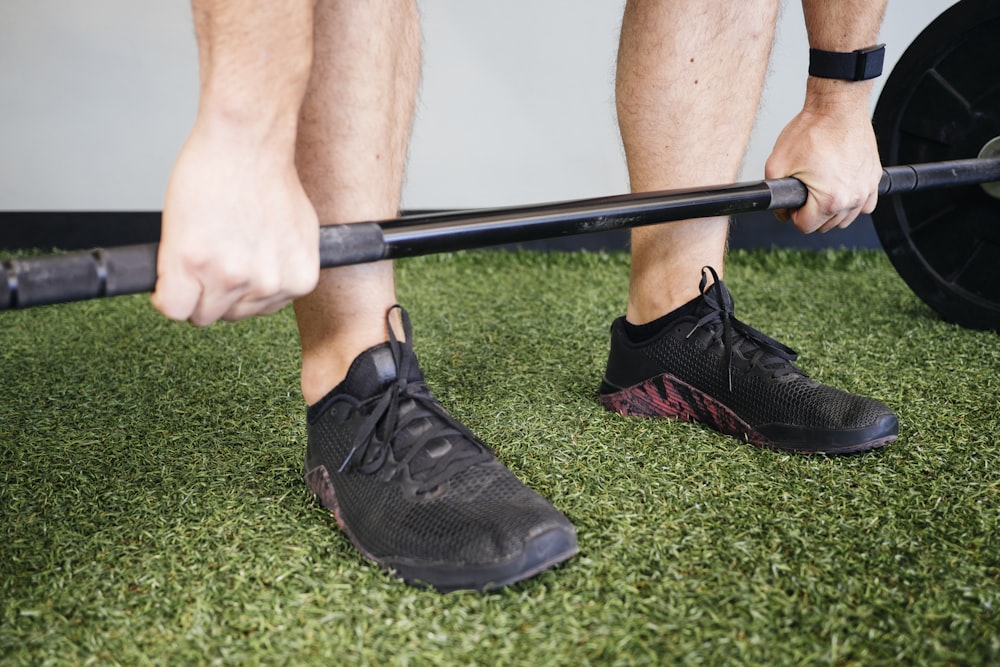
[
  {"xmin": 338, "ymin": 306, "xmax": 492, "ymax": 492},
  {"xmin": 687, "ymin": 266, "xmax": 799, "ymax": 391}
]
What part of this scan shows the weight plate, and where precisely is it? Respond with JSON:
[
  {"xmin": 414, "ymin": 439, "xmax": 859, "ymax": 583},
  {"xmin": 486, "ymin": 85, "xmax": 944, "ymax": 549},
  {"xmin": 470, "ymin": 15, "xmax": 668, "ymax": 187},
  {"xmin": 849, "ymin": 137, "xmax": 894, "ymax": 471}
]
[{"xmin": 872, "ymin": 0, "xmax": 1000, "ymax": 332}]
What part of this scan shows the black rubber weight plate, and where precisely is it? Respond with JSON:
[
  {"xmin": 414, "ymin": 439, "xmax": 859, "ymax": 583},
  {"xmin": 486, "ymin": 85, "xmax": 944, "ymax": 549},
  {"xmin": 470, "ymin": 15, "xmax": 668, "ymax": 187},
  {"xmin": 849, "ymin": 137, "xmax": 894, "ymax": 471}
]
[{"xmin": 872, "ymin": 0, "xmax": 1000, "ymax": 331}]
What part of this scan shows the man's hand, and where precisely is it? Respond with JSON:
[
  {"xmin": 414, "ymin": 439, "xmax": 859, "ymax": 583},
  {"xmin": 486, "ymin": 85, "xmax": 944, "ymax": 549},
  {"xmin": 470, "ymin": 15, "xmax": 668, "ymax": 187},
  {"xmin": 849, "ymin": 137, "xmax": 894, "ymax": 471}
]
[
  {"xmin": 150, "ymin": 0, "xmax": 319, "ymax": 326},
  {"xmin": 765, "ymin": 104, "xmax": 882, "ymax": 234},
  {"xmin": 151, "ymin": 128, "xmax": 320, "ymax": 326},
  {"xmin": 769, "ymin": 0, "xmax": 888, "ymax": 234}
]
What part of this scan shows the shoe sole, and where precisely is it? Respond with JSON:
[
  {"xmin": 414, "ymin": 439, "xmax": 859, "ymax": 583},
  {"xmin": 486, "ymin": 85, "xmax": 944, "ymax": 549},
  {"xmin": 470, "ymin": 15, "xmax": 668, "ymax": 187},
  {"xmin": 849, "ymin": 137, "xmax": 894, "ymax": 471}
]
[
  {"xmin": 304, "ymin": 464, "xmax": 578, "ymax": 592},
  {"xmin": 600, "ymin": 372, "xmax": 897, "ymax": 455}
]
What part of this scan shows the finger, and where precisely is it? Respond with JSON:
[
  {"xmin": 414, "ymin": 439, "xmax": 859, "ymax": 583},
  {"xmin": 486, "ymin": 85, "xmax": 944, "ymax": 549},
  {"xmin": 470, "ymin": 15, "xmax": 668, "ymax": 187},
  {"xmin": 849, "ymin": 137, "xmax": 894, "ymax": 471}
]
[
  {"xmin": 790, "ymin": 197, "xmax": 830, "ymax": 234},
  {"xmin": 829, "ymin": 200, "xmax": 870, "ymax": 232},
  {"xmin": 836, "ymin": 208, "xmax": 863, "ymax": 230},
  {"xmin": 151, "ymin": 269, "xmax": 203, "ymax": 322},
  {"xmin": 818, "ymin": 212, "xmax": 850, "ymax": 234},
  {"xmin": 773, "ymin": 208, "xmax": 791, "ymax": 223},
  {"xmin": 860, "ymin": 189, "xmax": 879, "ymax": 216},
  {"xmin": 220, "ymin": 295, "xmax": 291, "ymax": 322},
  {"xmin": 188, "ymin": 284, "xmax": 250, "ymax": 327}
]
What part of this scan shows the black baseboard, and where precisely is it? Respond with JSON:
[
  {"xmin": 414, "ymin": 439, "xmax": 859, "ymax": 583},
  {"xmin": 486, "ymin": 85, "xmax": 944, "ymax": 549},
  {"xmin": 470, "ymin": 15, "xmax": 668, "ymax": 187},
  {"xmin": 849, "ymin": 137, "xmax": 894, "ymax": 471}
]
[
  {"xmin": 0, "ymin": 210, "xmax": 882, "ymax": 253},
  {"xmin": 729, "ymin": 211, "xmax": 881, "ymax": 250},
  {"xmin": 0, "ymin": 212, "xmax": 161, "ymax": 251}
]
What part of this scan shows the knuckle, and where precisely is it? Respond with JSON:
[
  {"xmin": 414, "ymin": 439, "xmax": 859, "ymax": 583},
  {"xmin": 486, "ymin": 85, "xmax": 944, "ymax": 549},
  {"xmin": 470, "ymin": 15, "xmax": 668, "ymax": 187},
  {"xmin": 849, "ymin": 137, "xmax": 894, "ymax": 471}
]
[
  {"xmin": 252, "ymin": 271, "xmax": 282, "ymax": 298},
  {"xmin": 821, "ymin": 192, "xmax": 860, "ymax": 216},
  {"xmin": 196, "ymin": 259, "xmax": 251, "ymax": 294},
  {"xmin": 219, "ymin": 261, "xmax": 253, "ymax": 290},
  {"xmin": 290, "ymin": 267, "xmax": 319, "ymax": 296}
]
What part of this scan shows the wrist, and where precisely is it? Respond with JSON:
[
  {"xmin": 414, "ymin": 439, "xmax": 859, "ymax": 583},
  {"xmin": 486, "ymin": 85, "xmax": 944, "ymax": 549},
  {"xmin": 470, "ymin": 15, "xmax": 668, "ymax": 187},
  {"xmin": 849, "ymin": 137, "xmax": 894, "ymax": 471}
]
[
  {"xmin": 802, "ymin": 76, "xmax": 875, "ymax": 116},
  {"xmin": 195, "ymin": 57, "xmax": 312, "ymax": 152},
  {"xmin": 193, "ymin": 90, "xmax": 304, "ymax": 159}
]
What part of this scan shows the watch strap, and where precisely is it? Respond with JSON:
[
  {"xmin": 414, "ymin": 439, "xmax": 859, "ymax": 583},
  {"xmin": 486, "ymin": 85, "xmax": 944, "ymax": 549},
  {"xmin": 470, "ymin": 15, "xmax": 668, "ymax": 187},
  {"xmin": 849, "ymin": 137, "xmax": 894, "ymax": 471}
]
[{"xmin": 808, "ymin": 44, "xmax": 886, "ymax": 81}]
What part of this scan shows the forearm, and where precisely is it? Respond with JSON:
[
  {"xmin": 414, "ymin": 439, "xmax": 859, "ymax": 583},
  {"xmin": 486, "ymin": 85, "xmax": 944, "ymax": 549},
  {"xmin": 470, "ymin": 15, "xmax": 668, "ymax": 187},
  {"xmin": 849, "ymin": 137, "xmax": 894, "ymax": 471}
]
[
  {"xmin": 800, "ymin": 0, "xmax": 887, "ymax": 112},
  {"xmin": 191, "ymin": 0, "xmax": 315, "ymax": 151}
]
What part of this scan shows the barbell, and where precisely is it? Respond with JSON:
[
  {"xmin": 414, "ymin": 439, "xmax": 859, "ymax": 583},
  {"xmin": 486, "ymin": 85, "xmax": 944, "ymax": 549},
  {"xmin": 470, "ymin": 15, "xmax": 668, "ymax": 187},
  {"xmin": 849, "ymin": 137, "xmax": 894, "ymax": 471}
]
[{"xmin": 2, "ymin": 0, "xmax": 999, "ymax": 332}]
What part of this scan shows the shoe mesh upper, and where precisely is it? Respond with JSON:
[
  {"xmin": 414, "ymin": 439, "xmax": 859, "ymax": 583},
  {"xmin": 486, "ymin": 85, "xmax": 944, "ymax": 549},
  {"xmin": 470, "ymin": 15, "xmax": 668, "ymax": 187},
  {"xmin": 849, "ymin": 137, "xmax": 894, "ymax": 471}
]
[
  {"xmin": 646, "ymin": 330, "xmax": 887, "ymax": 429},
  {"xmin": 608, "ymin": 267, "xmax": 892, "ymax": 432},
  {"xmin": 305, "ymin": 307, "xmax": 572, "ymax": 566},
  {"xmin": 309, "ymin": 410, "xmax": 561, "ymax": 562}
]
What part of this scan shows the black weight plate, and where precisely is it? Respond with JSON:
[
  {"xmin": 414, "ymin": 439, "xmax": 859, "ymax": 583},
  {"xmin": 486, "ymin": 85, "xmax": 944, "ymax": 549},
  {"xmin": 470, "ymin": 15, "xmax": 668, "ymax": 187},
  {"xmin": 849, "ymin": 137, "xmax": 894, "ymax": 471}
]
[{"xmin": 872, "ymin": 0, "xmax": 1000, "ymax": 331}]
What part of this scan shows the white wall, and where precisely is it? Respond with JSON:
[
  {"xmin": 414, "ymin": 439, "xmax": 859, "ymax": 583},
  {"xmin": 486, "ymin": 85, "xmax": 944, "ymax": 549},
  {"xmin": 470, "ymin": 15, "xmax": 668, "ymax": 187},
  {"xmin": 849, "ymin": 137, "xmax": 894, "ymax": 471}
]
[{"xmin": 0, "ymin": 1, "xmax": 956, "ymax": 212}]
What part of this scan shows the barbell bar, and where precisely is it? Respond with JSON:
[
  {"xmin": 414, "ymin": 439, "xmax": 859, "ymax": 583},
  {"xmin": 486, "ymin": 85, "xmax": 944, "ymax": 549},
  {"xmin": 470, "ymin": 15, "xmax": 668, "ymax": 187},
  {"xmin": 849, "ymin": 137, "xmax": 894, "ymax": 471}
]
[{"xmin": 2, "ymin": 155, "xmax": 999, "ymax": 312}]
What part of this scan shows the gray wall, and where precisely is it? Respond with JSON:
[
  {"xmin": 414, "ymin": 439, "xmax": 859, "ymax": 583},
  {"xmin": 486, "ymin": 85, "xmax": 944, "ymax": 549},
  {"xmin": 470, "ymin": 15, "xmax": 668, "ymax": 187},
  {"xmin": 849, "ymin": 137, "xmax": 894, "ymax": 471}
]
[{"xmin": 0, "ymin": 1, "xmax": 955, "ymax": 212}]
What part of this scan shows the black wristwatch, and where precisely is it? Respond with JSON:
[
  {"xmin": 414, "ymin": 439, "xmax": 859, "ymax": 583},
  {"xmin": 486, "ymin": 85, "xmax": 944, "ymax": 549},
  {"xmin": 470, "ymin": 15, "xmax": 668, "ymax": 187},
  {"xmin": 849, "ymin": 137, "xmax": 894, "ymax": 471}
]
[{"xmin": 808, "ymin": 44, "xmax": 886, "ymax": 81}]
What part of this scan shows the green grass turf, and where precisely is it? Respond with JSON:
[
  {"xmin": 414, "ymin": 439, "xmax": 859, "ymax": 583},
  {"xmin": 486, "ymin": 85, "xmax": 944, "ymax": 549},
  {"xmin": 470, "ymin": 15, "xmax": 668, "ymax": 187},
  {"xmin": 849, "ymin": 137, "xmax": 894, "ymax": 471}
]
[{"xmin": 1, "ymin": 248, "xmax": 998, "ymax": 665}]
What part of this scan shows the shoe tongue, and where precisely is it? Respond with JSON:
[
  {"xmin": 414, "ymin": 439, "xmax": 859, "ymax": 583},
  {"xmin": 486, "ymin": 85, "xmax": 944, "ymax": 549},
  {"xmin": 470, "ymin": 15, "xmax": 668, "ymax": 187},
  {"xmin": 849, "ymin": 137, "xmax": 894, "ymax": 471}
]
[
  {"xmin": 344, "ymin": 342, "xmax": 483, "ymax": 482},
  {"xmin": 692, "ymin": 279, "xmax": 756, "ymax": 351},
  {"xmin": 343, "ymin": 341, "xmax": 424, "ymax": 400}
]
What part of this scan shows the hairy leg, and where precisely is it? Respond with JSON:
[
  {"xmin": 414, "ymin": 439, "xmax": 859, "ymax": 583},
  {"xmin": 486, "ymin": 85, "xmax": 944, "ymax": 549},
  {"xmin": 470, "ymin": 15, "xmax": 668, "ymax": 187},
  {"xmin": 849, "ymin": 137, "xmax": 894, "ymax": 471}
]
[
  {"xmin": 616, "ymin": 0, "xmax": 780, "ymax": 324},
  {"xmin": 293, "ymin": 0, "xmax": 420, "ymax": 404}
]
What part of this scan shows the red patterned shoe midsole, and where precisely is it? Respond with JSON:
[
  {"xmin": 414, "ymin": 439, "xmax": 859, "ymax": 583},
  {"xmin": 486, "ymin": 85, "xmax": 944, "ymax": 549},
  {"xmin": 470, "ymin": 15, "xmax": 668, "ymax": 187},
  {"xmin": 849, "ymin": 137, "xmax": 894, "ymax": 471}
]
[
  {"xmin": 600, "ymin": 373, "xmax": 768, "ymax": 447},
  {"xmin": 306, "ymin": 465, "xmax": 405, "ymax": 574}
]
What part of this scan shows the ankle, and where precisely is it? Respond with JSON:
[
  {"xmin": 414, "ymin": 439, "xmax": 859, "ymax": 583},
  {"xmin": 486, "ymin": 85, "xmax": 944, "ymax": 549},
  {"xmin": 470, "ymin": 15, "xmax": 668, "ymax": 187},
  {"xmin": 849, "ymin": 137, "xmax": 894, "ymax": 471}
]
[
  {"xmin": 626, "ymin": 265, "xmax": 724, "ymax": 325},
  {"xmin": 300, "ymin": 336, "xmax": 388, "ymax": 405},
  {"xmin": 622, "ymin": 297, "xmax": 702, "ymax": 343},
  {"xmin": 626, "ymin": 287, "xmax": 701, "ymax": 325}
]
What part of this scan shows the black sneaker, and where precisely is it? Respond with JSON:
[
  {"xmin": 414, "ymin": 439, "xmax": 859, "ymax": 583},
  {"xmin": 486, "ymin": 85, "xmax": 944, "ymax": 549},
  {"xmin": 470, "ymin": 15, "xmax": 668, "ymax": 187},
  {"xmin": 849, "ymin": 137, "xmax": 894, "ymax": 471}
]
[
  {"xmin": 304, "ymin": 306, "xmax": 577, "ymax": 591},
  {"xmin": 598, "ymin": 267, "xmax": 898, "ymax": 454}
]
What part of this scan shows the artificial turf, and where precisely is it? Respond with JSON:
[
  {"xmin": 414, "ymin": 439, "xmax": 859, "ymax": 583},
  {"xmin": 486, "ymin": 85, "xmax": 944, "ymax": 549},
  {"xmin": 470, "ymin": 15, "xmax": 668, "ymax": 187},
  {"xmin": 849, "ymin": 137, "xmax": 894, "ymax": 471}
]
[{"xmin": 1, "ymin": 248, "xmax": 998, "ymax": 665}]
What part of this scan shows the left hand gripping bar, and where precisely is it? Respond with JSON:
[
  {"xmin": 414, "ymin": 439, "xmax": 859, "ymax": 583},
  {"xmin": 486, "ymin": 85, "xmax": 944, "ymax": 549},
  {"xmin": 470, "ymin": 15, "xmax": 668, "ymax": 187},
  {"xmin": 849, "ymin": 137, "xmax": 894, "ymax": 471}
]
[{"xmin": 0, "ymin": 222, "xmax": 387, "ymax": 310}]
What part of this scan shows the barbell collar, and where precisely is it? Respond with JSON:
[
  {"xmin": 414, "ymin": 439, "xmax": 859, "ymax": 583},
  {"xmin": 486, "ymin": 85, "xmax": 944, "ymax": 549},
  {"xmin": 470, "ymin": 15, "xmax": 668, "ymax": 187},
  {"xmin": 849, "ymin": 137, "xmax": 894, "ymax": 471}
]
[{"xmin": 879, "ymin": 156, "xmax": 1000, "ymax": 195}]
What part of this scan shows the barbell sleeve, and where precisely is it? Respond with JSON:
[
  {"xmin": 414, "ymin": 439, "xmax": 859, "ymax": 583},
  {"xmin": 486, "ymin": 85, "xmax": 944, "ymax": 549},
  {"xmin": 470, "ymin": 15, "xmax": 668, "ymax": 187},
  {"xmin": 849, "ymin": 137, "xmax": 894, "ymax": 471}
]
[
  {"xmin": 3, "ymin": 157, "xmax": 1000, "ymax": 311},
  {"xmin": 2, "ymin": 244, "xmax": 158, "ymax": 309}
]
